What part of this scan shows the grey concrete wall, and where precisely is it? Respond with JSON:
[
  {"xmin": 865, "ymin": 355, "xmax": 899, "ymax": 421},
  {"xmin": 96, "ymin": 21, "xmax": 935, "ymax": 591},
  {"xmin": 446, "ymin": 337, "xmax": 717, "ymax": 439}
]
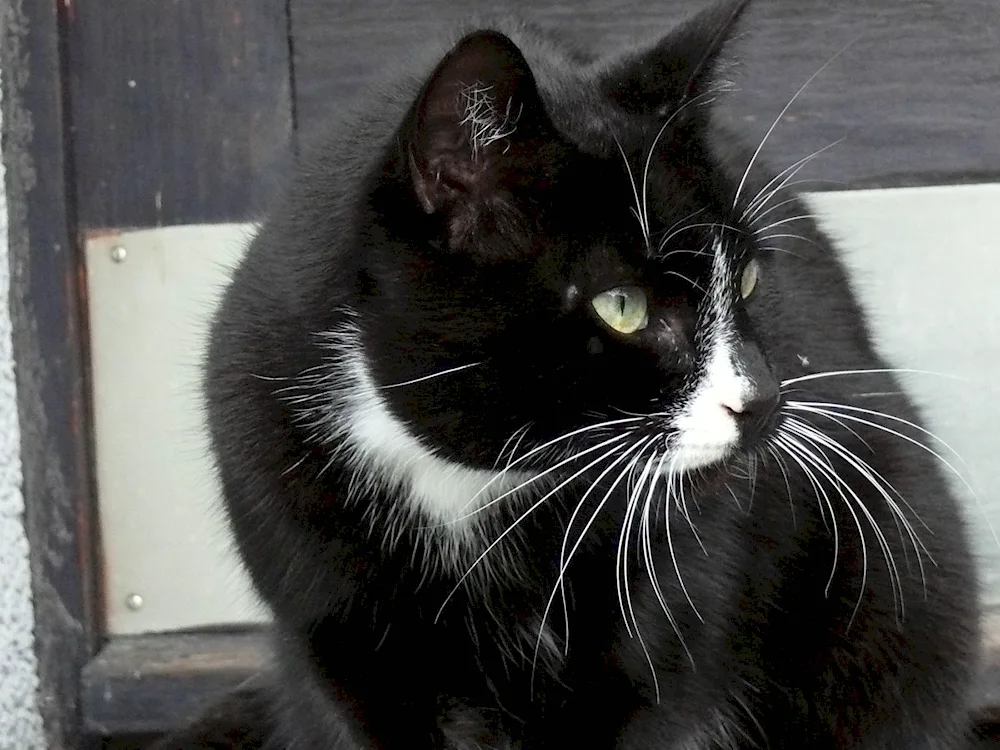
[{"xmin": 0, "ymin": 44, "xmax": 45, "ymax": 750}]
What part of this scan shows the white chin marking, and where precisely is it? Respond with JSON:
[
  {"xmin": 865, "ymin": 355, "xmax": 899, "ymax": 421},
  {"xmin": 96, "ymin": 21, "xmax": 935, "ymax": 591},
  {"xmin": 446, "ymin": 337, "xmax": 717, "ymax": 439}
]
[{"xmin": 671, "ymin": 342, "xmax": 743, "ymax": 471}]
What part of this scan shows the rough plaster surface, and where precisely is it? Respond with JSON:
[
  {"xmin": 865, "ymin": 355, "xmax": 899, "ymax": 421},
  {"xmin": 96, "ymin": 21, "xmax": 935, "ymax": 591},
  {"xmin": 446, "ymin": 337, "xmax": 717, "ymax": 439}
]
[{"xmin": 0, "ymin": 48, "xmax": 46, "ymax": 750}]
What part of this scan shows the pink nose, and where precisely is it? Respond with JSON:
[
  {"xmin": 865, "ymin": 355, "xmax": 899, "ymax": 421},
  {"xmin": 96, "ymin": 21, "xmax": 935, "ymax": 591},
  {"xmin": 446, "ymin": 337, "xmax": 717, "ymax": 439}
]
[
  {"xmin": 720, "ymin": 391, "xmax": 781, "ymax": 445},
  {"xmin": 721, "ymin": 399, "xmax": 746, "ymax": 415}
]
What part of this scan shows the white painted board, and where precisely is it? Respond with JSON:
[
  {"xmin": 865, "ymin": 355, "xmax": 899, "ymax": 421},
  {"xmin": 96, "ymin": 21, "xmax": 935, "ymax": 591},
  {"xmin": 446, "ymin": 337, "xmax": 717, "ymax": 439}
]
[{"xmin": 87, "ymin": 226, "xmax": 270, "ymax": 634}]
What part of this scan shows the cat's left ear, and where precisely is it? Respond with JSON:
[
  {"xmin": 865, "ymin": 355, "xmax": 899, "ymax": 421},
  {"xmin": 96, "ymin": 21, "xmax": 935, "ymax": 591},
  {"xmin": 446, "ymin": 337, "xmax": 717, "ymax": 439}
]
[
  {"xmin": 407, "ymin": 30, "xmax": 553, "ymax": 215},
  {"xmin": 602, "ymin": 0, "xmax": 752, "ymax": 116}
]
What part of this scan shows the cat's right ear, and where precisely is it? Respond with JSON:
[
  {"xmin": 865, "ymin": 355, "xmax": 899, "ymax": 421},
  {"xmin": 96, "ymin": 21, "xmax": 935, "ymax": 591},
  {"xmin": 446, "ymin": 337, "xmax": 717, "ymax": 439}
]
[
  {"xmin": 406, "ymin": 30, "xmax": 552, "ymax": 215},
  {"xmin": 601, "ymin": 0, "xmax": 752, "ymax": 116}
]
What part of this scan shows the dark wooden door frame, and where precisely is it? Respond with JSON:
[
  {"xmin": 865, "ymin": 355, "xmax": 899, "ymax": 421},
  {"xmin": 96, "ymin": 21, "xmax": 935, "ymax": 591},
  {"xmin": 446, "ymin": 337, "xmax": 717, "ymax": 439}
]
[
  {"xmin": 2, "ymin": 0, "xmax": 100, "ymax": 747},
  {"xmin": 2, "ymin": 0, "xmax": 294, "ymax": 746}
]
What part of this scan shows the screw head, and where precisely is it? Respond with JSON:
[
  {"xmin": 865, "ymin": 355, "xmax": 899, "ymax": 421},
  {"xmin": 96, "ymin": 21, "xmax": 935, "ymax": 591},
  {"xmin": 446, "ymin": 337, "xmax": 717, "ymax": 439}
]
[
  {"xmin": 125, "ymin": 593, "xmax": 144, "ymax": 611},
  {"xmin": 110, "ymin": 246, "xmax": 127, "ymax": 263}
]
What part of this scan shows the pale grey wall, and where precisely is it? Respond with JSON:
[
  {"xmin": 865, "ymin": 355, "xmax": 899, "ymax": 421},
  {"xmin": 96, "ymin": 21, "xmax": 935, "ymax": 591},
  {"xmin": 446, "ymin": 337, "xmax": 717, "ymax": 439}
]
[{"xmin": 0, "ymin": 43, "xmax": 45, "ymax": 750}]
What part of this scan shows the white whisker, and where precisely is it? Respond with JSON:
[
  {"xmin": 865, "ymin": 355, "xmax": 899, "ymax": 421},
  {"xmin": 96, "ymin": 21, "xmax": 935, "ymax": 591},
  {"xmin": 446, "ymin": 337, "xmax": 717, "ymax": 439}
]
[
  {"xmin": 675, "ymin": 465, "xmax": 706, "ymax": 554},
  {"xmin": 779, "ymin": 368, "xmax": 963, "ymax": 388},
  {"xmin": 558, "ymin": 440, "xmax": 652, "ymax": 628},
  {"xmin": 639, "ymin": 91, "xmax": 718, "ymax": 254},
  {"xmin": 752, "ymin": 214, "xmax": 820, "ymax": 236},
  {"xmin": 531, "ymin": 437, "xmax": 652, "ymax": 695},
  {"xmin": 666, "ymin": 270, "xmax": 707, "ymax": 293},
  {"xmin": 757, "ymin": 245, "xmax": 804, "ymax": 259},
  {"xmin": 657, "ymin": 221, "xmax": 743, "ymax": 254},
  {"xmin": 747, "ymin": 453, "xmax": 758, "ymax": 510},
  {"xmin": 783, "ymin": 420, "xmax": 905, "ymax": 621},
  {"xmin": 785, "ymin": 416, "xmax": 932, "ymax": 579},
  {"xmin": 378, "ymin": 361, "xmax": 483, "ymax": 389},
  {"xmin": 658, "ymin": 247, "xmax": 714, "ymax": 262},
  {"xmin": 786, "ymin": 401, "xmax": 975, "ymax": 501},
  {"xmin": 776, "ymin": 430, "xmax": 870, "ymax": 626},
  {"xmin": 618, "ymin": 450, "xmax": 663, "ymax": 701},
  {"xmin": 665, "ymin": 459, "xmax": 705, "ymax": 622},
  {"xmin": 729, "ymin": 690, "xmax": 767, "ymax": 748},
  {"xmin": 792, "ymin": 407, "xmax": 873, "ymax": 454},
  {"xmin": 614, "ymin": 136, "xmax": 648, "ymax": 246},
  {"xmin": 249, "ymin": 372, "xmax": 290, "ymax": 382},
  {"xmin": 741, "ymin": 138, "xmax": 846, "ymax": 223},
  {"xmin": 493, "ymin": 423, "xmax": 532, "ymax": 471},
  {"xmin": 785, "ymin": 408, "xmax": 931, "ymax": 532},
  {"xmin": 658, "ymin": 207, "xmax": 707, "ymax": 248},
  {"xmin": 732, "ymin": 39, "xmax": 857, "ymax": 209},
  {"xmin": 452, "ymin": 417, "xmax": 645, "ymax": 516},
  {"xmin": 618, "ymin": 451, "xmax": 658, "ymax": 639},
  {"xmin": 639, "ymin": 453, "xmax": 696, "ymax": 672},
  {"xmin": 436, "ymin": 438, "xmax": 628, "ymax": 621},
  {"xmin": 767, "ymin": 443, "xmax": 796, "ymax": 526},
  {"xmin": 450, "ymin": 432, "xmax": 630, "ymax": 525},
  {"xmin": 746, "ymin": 196, "xmax": 808, "ymax": 227},
  {"xmin": 754, "ymin": 233, "xmax": 825, "ymax": 250},
  {"xmin": 749, "ymin": 177, "xmax": 850, "ymax": 220},
  {"xmin": 722, "ymin": 480, "xmax": 743, "ymax": 512},
  {"xmin": 788, "ymin": 401, "xmax": 995, "ymax": 547},
  {"xmin": 773, "ymin": 433, "xmax": 839, "ymax": 593}
]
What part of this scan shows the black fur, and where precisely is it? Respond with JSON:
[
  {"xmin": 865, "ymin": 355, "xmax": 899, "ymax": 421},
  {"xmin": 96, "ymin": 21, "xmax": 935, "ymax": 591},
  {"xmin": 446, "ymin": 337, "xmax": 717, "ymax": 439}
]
[{"xmin": 157, "ymin": 3, "xmax": 980, "ymax": 747}]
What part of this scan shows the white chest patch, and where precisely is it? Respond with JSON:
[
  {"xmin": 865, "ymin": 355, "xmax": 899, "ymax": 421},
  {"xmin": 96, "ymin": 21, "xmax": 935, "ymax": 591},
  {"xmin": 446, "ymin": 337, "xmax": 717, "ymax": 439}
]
[{"xmin": 307, "ymin": 321, "xmax": 530, "ymax": 540}]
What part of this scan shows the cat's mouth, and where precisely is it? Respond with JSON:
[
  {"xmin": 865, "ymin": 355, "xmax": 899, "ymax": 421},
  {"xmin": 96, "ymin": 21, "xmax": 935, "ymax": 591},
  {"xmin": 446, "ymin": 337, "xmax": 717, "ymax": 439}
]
[
  {"xmin": 734, "ymin": 397, "xmax": 785, "ymax": 450},
  {"xmin": 667, "ymin": 394, "xmax": 784, "ymax": 473}
]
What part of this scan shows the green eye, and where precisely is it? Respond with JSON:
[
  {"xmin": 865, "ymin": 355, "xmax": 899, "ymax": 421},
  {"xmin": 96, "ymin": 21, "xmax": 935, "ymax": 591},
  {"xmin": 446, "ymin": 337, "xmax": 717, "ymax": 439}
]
[
  {"xmin": 740, "ymin": 259, "xmax": 760, "ymax": 299},
  {"xmin": 591, "ymin": 286, "xmax": 648, "ymax": 334}
]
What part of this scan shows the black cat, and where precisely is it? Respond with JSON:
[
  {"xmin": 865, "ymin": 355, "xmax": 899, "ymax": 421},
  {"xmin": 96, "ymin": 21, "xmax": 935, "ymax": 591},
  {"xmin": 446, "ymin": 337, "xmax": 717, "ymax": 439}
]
[{"xmin": 159, "ymin": 1, "xmax": 980, "ymax": 747}]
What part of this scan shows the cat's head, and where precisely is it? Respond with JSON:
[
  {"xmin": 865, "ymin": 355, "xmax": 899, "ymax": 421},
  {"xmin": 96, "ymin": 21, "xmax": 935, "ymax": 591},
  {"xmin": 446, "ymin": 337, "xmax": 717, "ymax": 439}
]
[{"xmin": 341, "ymin": 0, "xmax": 800, "ymax": 517}]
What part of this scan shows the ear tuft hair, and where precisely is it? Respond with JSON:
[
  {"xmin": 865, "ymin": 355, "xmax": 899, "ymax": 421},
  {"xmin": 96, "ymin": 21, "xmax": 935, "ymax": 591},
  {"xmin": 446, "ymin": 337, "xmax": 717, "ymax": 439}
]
[{"xmin": 408, "ymin": 30, "xmax": 551, "ymax": 215}]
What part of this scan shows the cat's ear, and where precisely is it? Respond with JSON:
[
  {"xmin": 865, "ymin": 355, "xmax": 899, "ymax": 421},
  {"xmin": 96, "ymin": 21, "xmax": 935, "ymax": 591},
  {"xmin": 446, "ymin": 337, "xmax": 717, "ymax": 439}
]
[
  {"xmin": 602, "ymin": 0, "xmax": 752, "ymax": 116},
  {"xmin": 407, "ymin": 30, "xmax": 552, "ymax": 215}
]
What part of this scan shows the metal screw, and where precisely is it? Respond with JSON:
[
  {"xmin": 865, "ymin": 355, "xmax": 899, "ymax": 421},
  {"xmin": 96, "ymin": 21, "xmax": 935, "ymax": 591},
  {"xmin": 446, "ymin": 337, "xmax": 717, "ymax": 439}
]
[
  {"xmin": 110, "ymin": 245, "xmax": 127, "ymax": 263},
  {"xmin": 125, "ymin": 593, "xmax": 144, "ymax": 611}
]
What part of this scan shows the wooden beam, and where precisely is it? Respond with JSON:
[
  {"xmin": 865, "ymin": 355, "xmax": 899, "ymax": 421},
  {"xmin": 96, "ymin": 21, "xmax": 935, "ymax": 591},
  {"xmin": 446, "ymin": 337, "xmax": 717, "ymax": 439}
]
[
  {"xmin": 80, "ymin": 629, "xmax": 1000, "ymax": 739},
  {"xmin": 291, "ymin": 0, "xmax": 1000, "ymax": 190},
  {"xmin": 65, "ymin": 0, "xmax": 295, "ymax": 229},
  {"xmin": 82, "ymin": 630, "xmax": 269, "ymax": 738}
]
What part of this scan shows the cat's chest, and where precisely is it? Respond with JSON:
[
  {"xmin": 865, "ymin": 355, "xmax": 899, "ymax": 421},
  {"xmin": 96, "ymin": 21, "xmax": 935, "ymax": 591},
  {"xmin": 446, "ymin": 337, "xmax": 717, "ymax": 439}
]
[{"xmin": 314, "ymin": 332, "xmax": 539, "ymax": 541}]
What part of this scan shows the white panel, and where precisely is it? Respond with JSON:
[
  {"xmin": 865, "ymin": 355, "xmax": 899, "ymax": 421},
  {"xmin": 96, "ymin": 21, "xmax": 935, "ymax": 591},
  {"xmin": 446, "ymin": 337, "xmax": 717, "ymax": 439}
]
[
  {"xmin": 87, "ymin": 226, "xmax": 269, "ymax": 634},
  {"xmin": 89, "ymin": 185, "xmax": 1000, "ymax": 634},
  {"xmin": 808, "ymin": 185, "xmax": 1000, "ymax": 615}
]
